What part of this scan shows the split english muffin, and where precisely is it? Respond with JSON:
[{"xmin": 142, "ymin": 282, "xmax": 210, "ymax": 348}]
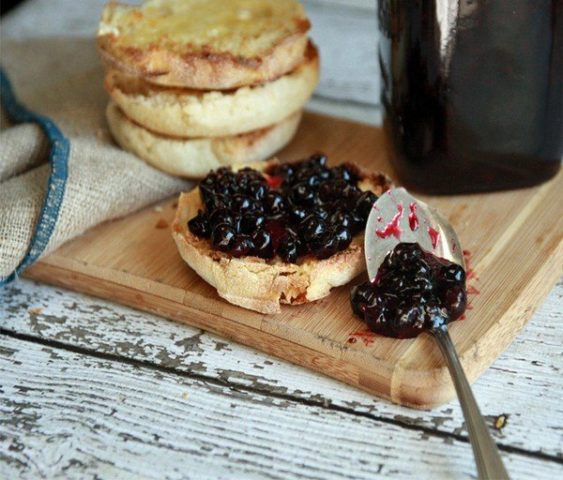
[
  {"xmin": 106, "ymin": 102, "xmax": 302, "ymax": 178},
  {"xmin": 172, "ymin": 157, "xmax": 392, "ymax": 314},
  {"xmin": 97, "ymin": 0, "xmax": 311, "ymax": 90},
  {"xmin": 104, "ymin": 42, "xmax": 319, "ymax": 138}
]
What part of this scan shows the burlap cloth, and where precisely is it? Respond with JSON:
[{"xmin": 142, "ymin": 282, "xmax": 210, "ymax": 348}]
[{"xmin": 0, "ymin": 37, "xmax": 190, "ymax": 284}]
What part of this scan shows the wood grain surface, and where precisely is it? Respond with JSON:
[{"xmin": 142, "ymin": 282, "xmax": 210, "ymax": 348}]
[
  {"xmin": 2, "ymin": 280, "xmax": 562, "ymax": 459},
  {"xmin": 2, "ymin": 279, "xmax": 562, "ymax": 479},
  {"xmin": 4, "ymin": 333, "xmax": 563, "ymax": 480},
  {"xmin": 24, "ymin": 112, "xmax": 563, "ymax": 408}
]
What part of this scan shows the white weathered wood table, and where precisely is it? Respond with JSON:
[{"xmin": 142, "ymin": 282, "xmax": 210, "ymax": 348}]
[{"xmin": 1, "ymin": 1, "xmax": 562, "ymax": 478}]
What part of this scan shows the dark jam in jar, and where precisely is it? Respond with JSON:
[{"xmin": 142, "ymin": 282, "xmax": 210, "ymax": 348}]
[
  {"xmin": 378, "ymin": 0, "xmax": 562, "ymax": 194},
  {"xmin": 350, "ymin": 243, "xmax": 467, "ymax": 338}
]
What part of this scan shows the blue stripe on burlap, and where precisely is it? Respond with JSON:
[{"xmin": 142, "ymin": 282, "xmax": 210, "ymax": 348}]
[{"xmin": 0, "ymin": 67, "xmax": 70, "ymax": 286}]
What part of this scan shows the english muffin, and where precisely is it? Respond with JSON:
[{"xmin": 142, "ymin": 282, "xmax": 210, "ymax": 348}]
[
  {"xmin": 97, "ymin": 0, "xmax": 311, "ymax": 90},
  {"xmin": 104, "ymin": 42, "xmax": 319, "ymax": 137},
  {"xmin": 106, "ymin": 102, "xmax": 302, "ymax": 178},
  {"xmin": 172, "ymin": 156, "xmax": 392, "ymax": 313}
]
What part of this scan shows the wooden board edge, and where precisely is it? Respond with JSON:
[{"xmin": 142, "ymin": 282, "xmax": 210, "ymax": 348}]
[
  {"xmin": 24, "ymin": 222, "xmax": 562, "ymax": 409},
  {"xmin": 23, "ymin": 262, "xmax": 453, "ymax": 407},
  {"xmin": 23, "ymin": 263, "xmax": 392, "ymax": 397},
  {"xmin": 32, "ymin": 253, "xmax": 268, "ymax": 331}
]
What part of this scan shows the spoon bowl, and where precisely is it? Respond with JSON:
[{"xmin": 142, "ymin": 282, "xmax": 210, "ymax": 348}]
[{"xmin": 365, "ymin": 187, "xmax": 464, "ymax": 280}]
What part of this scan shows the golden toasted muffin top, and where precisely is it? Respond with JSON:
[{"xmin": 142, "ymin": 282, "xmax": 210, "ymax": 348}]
[{"xmin": 98, "ymin": 0, "xmax": 310, "ymax": 59}]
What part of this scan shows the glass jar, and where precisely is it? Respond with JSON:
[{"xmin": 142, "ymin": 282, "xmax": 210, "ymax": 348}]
[{"xmin": 378, "ymin": 0, "xmax": 562, "ymax": 194}]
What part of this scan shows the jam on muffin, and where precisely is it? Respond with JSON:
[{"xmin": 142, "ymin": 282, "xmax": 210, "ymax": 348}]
[
  {"xmin": 188, "ymin": 154, "xmax": 379, "ymax": 262},
  {"xmin": 172, "ymin": 154, "xmax": 391, "ymax": 313}
]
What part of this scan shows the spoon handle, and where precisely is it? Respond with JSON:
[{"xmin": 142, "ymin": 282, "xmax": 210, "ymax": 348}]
[{"xmin": 432, "ymin": 327, "xmax": 510, "ymax": 480}]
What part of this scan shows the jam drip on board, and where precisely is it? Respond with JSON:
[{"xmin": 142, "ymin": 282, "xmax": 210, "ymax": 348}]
[
  {"xmin": 188, "ymin": 154, "xmax": 379, "ymax": 263},
  {"xmin": 347, "ymin": 330, "xmax": 376, "ymax": 346},
  {"xmin": 350, "ymin": 242, "xmax": 467, "ymax": 339},
  {"xmin": 458, "ymin": 249, "xmax": 480, "ymax": 320}
]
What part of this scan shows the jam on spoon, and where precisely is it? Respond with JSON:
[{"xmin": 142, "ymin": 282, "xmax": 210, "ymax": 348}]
[
  {"xmin": 350, "ymin": 242, "xmax": 467, "ymax": 338},
  {"xmin": 357, "ymin": 187, "xmax": 509, "ymax": 478}
]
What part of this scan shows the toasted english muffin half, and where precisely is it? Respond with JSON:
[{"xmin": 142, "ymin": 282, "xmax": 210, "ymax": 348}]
[
  {"xmin": 105, "ymin": 42, "xmax": 319, "ymax": 138},
  {"xmin": 106, "ymin": 102, "xmax": 301, "ymax": 178},
  {"xmin": 97, "ymin": 0, "xmax": 311, "ymax": 90},
  {"xmin": 171, "ymin": 162, "xmax": 392, "ymax": 314}
]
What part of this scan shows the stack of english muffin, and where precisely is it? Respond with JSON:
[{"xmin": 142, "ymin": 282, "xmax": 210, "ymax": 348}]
[{"xmin": 97, "ymin": 0, "xmax": 319, "ymax": 178}]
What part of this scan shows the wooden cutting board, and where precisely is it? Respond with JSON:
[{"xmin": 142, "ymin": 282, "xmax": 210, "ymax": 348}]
[{"xmin": 25, "ymin": 112, "xmax": 563, "ymax": 408}]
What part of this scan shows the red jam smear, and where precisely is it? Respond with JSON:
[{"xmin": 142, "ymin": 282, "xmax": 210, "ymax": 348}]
[
  {"xmin": 265, "ymin": 174, "xmax": 284, "ymax": 189},
  {"xmin": 376, "ymin": 204, "xmax": 404, "ymax": 240},
  {"xmin": 408, "ymin": 202, "xmax": 419, "ymax": 231},
  {"xmin": 428, "ymin": 227, "xmax": 440, "ymax": 248},
  {"xmin": 347, "ymin": 330, "xmax": 376, "ymax": 346}
]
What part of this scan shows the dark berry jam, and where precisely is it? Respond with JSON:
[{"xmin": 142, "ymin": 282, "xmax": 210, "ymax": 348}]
[
  {"xmin": 350, "ymin": 243, "xmax": 467, "ymax": 339},
  {"xmin": 188, "ymin": 154, "xmax": 379, "ymax": 263}
]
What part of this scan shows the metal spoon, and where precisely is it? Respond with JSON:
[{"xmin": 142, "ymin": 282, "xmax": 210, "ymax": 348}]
[{"xmin": 365, "ymin": 188, "xmax": 510, "ymax": 480}]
